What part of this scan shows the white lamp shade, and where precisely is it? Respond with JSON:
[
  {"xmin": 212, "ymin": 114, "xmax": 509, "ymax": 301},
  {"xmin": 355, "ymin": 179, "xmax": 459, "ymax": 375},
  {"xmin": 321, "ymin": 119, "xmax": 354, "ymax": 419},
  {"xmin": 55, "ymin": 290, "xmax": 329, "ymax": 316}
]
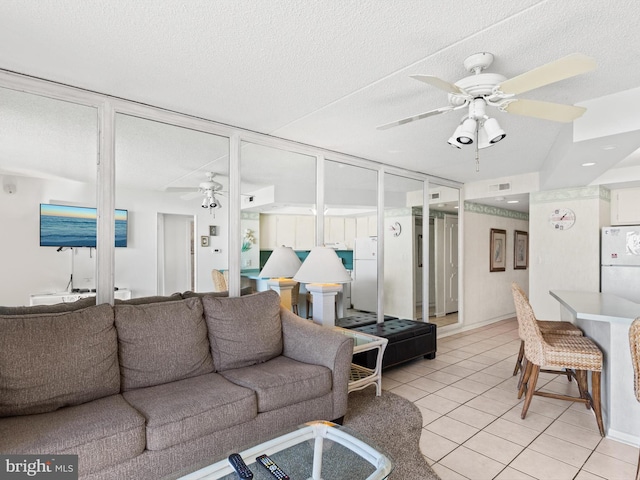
[
  {"xmin": 293, "ymin": 247, "xmax": 352, "ymax": 284},
  {"xmin": 258, "ymin": 246, "xmax": 302, "ymax": 278}
]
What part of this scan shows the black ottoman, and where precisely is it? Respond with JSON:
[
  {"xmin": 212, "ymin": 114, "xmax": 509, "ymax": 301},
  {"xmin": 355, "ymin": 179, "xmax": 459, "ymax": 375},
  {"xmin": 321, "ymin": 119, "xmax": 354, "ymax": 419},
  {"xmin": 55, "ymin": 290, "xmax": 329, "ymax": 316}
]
[
  {"xmin": 336, "ymin": 313, "xmax": 397, "ymax": 329},
  {"xmin": 352, "ymin": 319, "xmax": 437, "ymax": 370}
]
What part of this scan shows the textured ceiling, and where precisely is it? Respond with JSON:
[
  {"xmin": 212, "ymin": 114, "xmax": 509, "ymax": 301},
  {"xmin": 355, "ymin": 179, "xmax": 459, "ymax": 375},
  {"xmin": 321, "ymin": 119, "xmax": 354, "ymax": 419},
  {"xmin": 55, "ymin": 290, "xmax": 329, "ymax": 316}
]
[{"xmin": 1, "ymin": 0, "xmax": 640, "ymax": 211}]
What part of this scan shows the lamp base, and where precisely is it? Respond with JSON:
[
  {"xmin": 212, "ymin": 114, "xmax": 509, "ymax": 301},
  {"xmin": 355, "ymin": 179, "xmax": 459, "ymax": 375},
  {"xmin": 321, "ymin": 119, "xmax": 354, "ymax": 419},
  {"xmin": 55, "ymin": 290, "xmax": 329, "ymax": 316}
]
[
  {"xmin": 267, "ymin": 278, "xmax": 296, "ymax": 310},
  {"xmin": 306, "ymin": 283, "xmax": 342, "ymax": 327}
]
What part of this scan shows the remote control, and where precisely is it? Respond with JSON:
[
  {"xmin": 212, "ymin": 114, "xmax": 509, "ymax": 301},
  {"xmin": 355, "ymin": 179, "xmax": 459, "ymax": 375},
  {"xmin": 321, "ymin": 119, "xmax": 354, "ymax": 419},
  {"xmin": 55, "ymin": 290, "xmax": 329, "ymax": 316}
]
[
  {"xmin": 228, "ymin": 453, "xmax": 253, "ymax": 479},
  {"xmin": 256, "ymin": 454, "xmax": 289, "ymax": 480}
]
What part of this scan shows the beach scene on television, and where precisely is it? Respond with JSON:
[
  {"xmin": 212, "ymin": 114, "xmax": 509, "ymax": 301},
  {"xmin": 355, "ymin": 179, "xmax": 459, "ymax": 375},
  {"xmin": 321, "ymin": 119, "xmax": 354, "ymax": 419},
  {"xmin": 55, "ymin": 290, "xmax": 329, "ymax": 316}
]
[{"xmin": 40, "ymin": 204, "xmax": 128, "ymax": 247}]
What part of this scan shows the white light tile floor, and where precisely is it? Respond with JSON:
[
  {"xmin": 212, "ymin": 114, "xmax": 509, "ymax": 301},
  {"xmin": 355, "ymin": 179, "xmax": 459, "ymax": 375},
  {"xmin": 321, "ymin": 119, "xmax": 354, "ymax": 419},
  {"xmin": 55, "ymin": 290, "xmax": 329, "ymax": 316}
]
[{"xmin": 382, "ymin": 318, "xmax": 640, "ymax": 480}]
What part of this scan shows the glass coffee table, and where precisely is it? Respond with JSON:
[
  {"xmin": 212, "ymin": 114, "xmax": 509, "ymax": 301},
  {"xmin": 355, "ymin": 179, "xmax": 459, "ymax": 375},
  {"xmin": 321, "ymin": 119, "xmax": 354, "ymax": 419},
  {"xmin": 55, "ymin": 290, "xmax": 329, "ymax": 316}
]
[{"xmin": 176, "ymin": 421, "xmax": 393, "ymax": 480}]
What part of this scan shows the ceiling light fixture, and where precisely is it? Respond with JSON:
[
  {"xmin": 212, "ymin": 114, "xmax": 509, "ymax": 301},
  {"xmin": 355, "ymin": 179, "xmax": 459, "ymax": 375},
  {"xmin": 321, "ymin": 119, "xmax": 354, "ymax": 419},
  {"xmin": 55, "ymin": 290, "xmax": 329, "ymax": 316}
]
[
  {"xmin": 448, "ymin": 98, "xmax": 506, "ymax": 171},
  {"xmin": 582, "ymin": 162, "xmax": 596, "ymax": 167}
]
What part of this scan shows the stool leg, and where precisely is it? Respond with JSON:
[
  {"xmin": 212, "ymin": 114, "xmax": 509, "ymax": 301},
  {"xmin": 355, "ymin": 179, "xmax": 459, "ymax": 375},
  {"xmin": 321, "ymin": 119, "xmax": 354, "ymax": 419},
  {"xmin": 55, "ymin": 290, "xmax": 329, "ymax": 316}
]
[
  {"xmin": 517, "ymin": 356, "xmax": 529, "ymax": 391},
  {"xmin": 513, "ymin": 340, "xmax": 524, "ymax": 376},
  {"xmin": 575, "ymin": 370, "xmax": 591, "ymax": 409},
  {"xmin": 521, "ymin": 364, "xmax": 540, "ymax": 419},
  {"xmin": 591, "ymin": 371, "xmax": 605, "ymax": 437},
  {"xmin": 518, "ymin": 360, "xmax": 533, "ymax": 400}
]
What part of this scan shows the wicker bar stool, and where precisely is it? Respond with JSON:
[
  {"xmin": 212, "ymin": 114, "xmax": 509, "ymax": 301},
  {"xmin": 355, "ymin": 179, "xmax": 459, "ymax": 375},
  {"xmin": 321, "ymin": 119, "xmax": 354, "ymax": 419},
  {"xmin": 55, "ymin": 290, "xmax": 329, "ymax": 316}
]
[
  {"xmin": 511, "ymin": 283, "xmax": 583, "ymax": 379},
  {"xmin": 629, "ymin": 318, "xmax": 640, "ymax": 480},
  {"xmin": 512, "ymin": 284, "xmax": 605, "ymax": 436}
]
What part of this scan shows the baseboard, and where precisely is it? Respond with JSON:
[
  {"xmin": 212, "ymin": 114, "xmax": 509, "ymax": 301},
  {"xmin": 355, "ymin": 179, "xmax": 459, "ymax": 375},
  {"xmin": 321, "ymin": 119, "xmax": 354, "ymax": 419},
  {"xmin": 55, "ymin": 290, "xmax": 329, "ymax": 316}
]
[{"xmin": 436, "ymin": 313, "xmax": 516, "ymax": 339}]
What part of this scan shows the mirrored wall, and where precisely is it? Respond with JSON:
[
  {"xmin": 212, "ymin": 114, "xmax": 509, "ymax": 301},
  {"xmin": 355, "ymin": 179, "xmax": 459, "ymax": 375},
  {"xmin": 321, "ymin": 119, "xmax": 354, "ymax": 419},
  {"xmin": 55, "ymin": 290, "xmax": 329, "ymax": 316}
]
[
  {"xmin": 0, "ymin": 86, "xmax": 98, "ymax": 306},
  {"xmin": 428, "ymin": 183, "xmax": 460, "ymax": 327},
  {"xmin": 115, "ymin": 114, "xmax": 230, "ymax": 297},
  {"xmin": 325, "ymin": 160, "xmax": 377, "ymax": 318},
  {"xmin": 383, "ymin": 173, "xmax": 424, "ymax": 320}
]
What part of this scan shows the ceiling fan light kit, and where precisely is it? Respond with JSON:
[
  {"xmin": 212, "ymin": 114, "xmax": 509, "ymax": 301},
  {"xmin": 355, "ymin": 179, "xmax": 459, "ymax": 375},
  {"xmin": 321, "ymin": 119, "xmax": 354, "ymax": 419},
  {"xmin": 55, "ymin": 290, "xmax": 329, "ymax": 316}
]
[{"xmin": 379, "ymin": 52, "xmax": 596, "ymax": 170}]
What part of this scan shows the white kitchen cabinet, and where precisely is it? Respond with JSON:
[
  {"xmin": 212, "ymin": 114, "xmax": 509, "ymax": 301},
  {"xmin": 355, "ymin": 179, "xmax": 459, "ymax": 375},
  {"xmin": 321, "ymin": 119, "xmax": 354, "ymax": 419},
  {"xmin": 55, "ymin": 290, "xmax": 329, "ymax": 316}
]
[
  {"xmin": 295, "ymin": 215, "xmax": 315, "ymax": 250},
  {"xmin": 259, "ymin": 215, "xmax": 277, "ymax": 249},
  {"xmin": 611, "ymin": 187, "xmax": 640, "ymax": 225},
  {"xmin": 344, "ymin": 218, "xmax": 356, "ymax": 248},
  {"xmin": 275, "ymin": 215, "xmax": 296, "ymax": 248}
]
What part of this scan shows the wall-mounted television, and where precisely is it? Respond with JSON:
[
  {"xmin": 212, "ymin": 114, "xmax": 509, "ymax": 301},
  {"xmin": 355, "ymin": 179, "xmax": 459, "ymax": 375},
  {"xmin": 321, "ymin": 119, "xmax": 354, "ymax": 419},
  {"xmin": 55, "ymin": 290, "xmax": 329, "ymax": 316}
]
[{"xmin": 40, "ymin": 204, "xmax": 128, "ymax": 247}]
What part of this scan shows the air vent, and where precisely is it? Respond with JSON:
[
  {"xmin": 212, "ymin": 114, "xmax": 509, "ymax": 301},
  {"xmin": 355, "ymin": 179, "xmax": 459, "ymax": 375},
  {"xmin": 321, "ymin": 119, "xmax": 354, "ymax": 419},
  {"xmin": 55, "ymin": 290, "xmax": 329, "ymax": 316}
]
[
  {"xmin": 488, "ymin": 182, "xmax": 511, "ymax": 192},
  {"xmin": 430, "ymin": 192, "xmax": 440, "ymax": 200}
]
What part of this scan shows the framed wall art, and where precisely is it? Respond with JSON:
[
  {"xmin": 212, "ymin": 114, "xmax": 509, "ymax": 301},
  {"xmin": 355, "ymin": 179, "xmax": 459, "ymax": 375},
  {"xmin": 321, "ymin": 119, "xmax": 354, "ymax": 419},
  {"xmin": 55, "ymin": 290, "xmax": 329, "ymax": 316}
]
[
  {"xmin": 200, "ymin": 236, "xmax": 210, "ymax": 247},
  {"xmin": 514, "ymin": 230, "xmax": 528, "ymax": 269},
  {"xmin": 209, "ymin": 225, "xmax": 218, "ymax": 236},
  {"xmin": 490, "ymin": 228, "xmax": 507, "ymax": 272}
]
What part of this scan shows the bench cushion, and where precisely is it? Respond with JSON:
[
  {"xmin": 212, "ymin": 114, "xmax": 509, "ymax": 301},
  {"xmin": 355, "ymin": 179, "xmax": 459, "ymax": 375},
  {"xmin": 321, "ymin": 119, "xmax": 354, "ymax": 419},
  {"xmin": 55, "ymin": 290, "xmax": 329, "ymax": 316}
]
[
  {"xmin": 222, "ymin": 356, "xmax": 332, "ymax": 412},
  {"xmin": 115, "ymin": 297, "xmax": 214, "ymax": 391},
  {"xmin": 0, "ymin": 303, "xmax": 119, "ymax": 417},
  {"xmin": 0, "ymin": 394, "xmax": 145, "ymax": 475},
  {"xmin": 202, "ymin": 290, "xmax": 282, "ymax": 371},
  {"xmin": 123, "ymin": 373, "xmax": 256, "ymax": 451}
]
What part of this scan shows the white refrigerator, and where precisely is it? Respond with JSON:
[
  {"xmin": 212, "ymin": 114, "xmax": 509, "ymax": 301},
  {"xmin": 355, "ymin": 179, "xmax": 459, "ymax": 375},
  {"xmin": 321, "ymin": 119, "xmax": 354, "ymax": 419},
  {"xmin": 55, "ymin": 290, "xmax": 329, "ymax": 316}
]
[
  {"xmin": 601, "ymin": 226, "xmax": 640, "ymax": 303},
  {"xmin": 352, "ymin": 237, "xmax": 377, "ymax": 313}
]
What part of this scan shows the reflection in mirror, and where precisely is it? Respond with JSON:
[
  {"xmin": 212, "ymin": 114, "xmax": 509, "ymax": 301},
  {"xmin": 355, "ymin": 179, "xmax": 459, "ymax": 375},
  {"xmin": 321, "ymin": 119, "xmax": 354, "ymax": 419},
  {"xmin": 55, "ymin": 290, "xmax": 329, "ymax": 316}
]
[
  {"xmin": 384, "ymin": 173, "xmax": 424, "ymax": 320},
  {"xmin": 115, "ymin": 114, "xmax": 229, "ymax": 297},
  {"xmin": 0, "ymin": 87, "xmax": 98, "ymax": 306},
  {"xmin": 239, "ymin": 141, "xmax": 315, "ymax": 313},
  {"xmin": 428, "ymin": 183, "xmax": 459, "ymax": 328},
  {"xmin": 325, "ymin": 160, "xmax": 377, "ymax": 319}
]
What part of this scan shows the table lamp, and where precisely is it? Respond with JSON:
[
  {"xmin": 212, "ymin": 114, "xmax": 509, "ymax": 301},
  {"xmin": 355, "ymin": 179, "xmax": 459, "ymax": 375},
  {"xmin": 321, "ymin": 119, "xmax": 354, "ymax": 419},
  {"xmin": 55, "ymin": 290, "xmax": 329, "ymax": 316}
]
[
  {"xmin": 293, "ymin": 246, "xmax": 352, "ymax": 327},
  {"xmin": 258, "ymin": 246, "xmax": 302, "ymax": 310}
]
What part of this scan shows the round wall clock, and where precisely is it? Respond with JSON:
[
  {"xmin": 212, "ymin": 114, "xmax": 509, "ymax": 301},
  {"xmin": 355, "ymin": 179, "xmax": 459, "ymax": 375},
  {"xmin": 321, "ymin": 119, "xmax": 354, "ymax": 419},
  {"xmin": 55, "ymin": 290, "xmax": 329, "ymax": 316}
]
[
  {"xmin": 390, "ymin": 221, "xmax": 402, "ymax": 237},
  {"xmin": 549, "ymin": 208, "xmax": 576, "ymax": 230}
]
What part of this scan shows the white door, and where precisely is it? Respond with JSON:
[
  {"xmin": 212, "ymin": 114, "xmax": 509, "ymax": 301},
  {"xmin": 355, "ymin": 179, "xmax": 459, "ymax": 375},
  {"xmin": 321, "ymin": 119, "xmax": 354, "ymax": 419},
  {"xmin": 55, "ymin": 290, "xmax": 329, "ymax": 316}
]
[
  {"xmin": 158, "ymin": 213, "xmax": 194, "ymax": 295},
  {"xmin": 444, "ymin": 214, "xmax": 458, "ymax": 314}
]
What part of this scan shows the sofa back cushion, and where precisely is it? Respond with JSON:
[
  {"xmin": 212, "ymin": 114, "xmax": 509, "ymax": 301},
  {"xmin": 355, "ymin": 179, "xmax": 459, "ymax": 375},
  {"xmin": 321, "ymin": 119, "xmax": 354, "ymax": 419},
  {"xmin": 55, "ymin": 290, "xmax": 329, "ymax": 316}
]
[
  {"xmin": 115, "ymin": 297, "xmax": 214, "ymax": 391},
  {"xmin": 0, "ymin": 303, "xmax": 119, "ymax": 417},
  {"xmin": 202, "ymin": 290, "xmax": 282, "ymax": 371},
  {"xmin": 114, "ymin": 292, "xmax": 183, "ymax": 305}
]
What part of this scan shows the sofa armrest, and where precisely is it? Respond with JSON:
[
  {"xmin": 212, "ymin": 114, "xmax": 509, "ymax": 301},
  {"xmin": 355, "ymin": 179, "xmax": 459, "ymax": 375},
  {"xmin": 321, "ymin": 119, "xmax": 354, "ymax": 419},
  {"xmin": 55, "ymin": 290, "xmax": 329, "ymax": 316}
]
[{"xmin": 280, "ymin": 307, "xmax": 354, "ymax": 419}]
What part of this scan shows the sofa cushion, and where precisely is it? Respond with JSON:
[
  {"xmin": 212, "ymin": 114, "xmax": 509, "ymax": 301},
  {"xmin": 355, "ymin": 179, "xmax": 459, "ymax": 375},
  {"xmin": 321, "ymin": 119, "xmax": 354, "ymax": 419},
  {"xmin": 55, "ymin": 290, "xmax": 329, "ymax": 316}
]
[
  {"xmin": 182, "ymin": 286, "xmax": 254, "ymax": 298},
  {"xmin": 0, "ymin": 394, "xmax": 145, "ymax": 475},
  {"xmin": 114, "ymin": 292, "xmax": 183, "ymax": 305},
  {"xmin": 115, "ymin": 297, "xmax": 214, "ymax": 391},
  {"xmin": 123, "ymin": 372, "xmax": 256, "ymax": 451},
  {"xmin": 202, "ymin": 290, "xmax": 283, "ymax": 371},
  {"xmin": 0, "ymin": 303, "xmax": 119, "ymax": 417},
  {"xmin": 221, "ymin": 356, "xmax": 332, "ymax": 412},
  {"xmin": 0, "ymin": 296, "xmax": 96, "ymax": 315}
]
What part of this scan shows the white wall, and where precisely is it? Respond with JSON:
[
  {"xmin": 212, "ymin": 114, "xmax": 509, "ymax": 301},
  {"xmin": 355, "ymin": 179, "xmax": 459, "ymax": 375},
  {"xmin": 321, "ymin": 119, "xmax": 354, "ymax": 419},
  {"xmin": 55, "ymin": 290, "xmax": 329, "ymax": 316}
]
[
  {"xmin": 0, "ymin": 173, "xmax": 230, "ymax": 305},
  {"xmin": 528, "ymin": 186, "xmax": 610, "ymax": 320},
  {"xmin": 462, "ymin": 202, "xmax": 529, "ymax": 328}
]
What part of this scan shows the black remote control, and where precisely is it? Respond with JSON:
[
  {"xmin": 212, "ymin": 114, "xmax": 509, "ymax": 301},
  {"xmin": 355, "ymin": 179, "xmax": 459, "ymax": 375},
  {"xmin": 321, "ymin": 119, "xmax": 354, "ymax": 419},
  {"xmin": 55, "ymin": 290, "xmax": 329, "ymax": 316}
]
[
  {"xmin": 228, "ymin": 453, "xmax": 253, "ymax": 479},
  {"xmin": 256, "ymin": 454, "xmax": 289, "ymax": 480}
]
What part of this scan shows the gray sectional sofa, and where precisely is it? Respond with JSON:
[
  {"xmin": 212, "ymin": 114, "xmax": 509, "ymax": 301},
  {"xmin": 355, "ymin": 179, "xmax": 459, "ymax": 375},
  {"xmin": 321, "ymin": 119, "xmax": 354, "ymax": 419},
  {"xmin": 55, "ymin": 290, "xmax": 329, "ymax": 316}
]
[{"xmin": 0, "ymin": 290, "xmax": 354, "ymax": 479}]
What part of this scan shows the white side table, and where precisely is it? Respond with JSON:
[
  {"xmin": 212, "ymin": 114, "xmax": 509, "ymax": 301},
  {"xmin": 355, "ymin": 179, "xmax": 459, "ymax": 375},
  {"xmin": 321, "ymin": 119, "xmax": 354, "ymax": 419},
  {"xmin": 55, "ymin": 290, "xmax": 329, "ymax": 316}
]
[{"xmin": 333, "ymin": 326, "xmax": 388, "ymax": 396}]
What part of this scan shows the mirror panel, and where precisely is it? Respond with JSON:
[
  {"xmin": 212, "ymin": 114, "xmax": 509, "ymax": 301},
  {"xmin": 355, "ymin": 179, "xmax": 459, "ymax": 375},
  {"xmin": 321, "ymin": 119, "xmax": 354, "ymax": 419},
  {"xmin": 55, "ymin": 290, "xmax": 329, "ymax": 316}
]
[
  {"xmin": 0, "ymin": 87, "xmax": 98, "ymax": 306},
  {"xmin": 384, "ymin": 173, "xmax": 424, "ymax": 320},
  {"xmin": 240, "ymin": 141, "xmax": 316, "ymax": 312},
  {"xmin": 325, "ymin": 160, "xmax": 377, "ymax": 317},
  {"xmin": 428, "ymin": 183, "xmax": 460, "ymax": 327},
  {"xmin": 115, "ymin": 113, "xmax": 230, "ymax": 297}
]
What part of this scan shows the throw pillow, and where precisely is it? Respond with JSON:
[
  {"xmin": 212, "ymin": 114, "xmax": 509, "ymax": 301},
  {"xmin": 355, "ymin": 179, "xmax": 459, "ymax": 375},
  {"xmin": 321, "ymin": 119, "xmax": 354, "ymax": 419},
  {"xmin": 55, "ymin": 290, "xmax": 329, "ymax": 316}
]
[
  {"xmin": 202, "ymin": 290, "xmax": 282, "ymax": 371},
  {"xmin": 115, "ymin": 297, "xmax": 214, "ymax": 391},
  {"xmin": 0, "ymin": 303, "xmax": 119, "ymax": 417}
]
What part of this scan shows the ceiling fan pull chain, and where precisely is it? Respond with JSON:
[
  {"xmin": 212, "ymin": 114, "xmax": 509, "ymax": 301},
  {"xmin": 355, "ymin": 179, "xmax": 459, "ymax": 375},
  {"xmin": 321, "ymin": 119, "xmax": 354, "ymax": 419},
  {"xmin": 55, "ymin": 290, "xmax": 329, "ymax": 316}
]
[{"xmin": 475, "ymin": 123, "xmax": 480, "ymax": 172}]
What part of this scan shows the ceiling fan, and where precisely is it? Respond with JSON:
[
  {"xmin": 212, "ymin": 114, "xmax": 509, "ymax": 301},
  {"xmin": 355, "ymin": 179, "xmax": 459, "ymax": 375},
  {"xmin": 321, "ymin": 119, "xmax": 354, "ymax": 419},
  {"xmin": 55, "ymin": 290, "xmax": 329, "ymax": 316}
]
[
  {"xmin": 377, "ymin": 52, "xmax": 596, "ymax": 150},
  {"xmin": 166, "ymin": 172, "xmax": 225, "ymax": 209}
]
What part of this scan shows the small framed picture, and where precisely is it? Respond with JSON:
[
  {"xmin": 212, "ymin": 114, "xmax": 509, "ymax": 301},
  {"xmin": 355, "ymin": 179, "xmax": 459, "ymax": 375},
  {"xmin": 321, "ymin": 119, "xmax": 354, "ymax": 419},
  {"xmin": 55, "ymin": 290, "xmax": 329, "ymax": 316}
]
[
  {"xmin": 200, "ymin": 236, "xmax": 209, "ymax": 247},
  {"xmin": 514, "ymin": 230, "xmax": 528, "ymax": 270},
  {"xmin": 490, "ymin": 228, "xmax": 507, "ymax": 272},
  {"xmin": 209, "ymin": 225, "xmax": 217, "ymax": 236}
]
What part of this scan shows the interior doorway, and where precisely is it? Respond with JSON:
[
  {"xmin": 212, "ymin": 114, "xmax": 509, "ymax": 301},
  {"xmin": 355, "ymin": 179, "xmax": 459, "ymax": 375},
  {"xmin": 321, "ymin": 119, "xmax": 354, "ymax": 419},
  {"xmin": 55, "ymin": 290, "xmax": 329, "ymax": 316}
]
[{"xmin": 157, "ymin": 213, "xmax": 195, "ymax": 295}]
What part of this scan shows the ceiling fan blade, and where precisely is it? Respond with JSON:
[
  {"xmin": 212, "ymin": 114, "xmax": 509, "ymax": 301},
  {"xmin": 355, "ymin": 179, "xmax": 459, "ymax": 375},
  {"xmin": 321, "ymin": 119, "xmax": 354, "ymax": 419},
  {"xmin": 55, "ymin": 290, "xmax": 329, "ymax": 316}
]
[
  {"xmin": 410, "ymin": 75, "xmax": 465, "ymax": 94},
  {"xmin": 377, "ymin": 106, "xmax": 454, "ymax": 130},
  {"xmin": 504, "ymin": 98, "xmax": 587, "ymax": 123},
  {"xmin": 165, "ymin": 187, "xmax": 198, "ymax": 193},
  {"xmin": 498, "ymin": 53, "xmax": 596, "ymax": 95}
]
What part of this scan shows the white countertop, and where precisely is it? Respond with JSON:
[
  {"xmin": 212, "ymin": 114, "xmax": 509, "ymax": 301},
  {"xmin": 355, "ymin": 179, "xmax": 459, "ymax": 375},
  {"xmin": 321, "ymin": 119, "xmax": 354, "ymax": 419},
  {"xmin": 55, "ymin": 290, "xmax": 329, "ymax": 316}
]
[{"xmin": 549, "ymin": 290, "xmax": 640, "ymax": 324}]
